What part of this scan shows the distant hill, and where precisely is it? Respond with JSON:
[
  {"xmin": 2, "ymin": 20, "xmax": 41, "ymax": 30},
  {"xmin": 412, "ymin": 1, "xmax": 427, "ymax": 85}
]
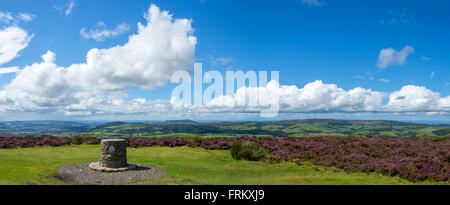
[
  {"xmin": 278, "ymin": 119, "xmax": 420, "ymax": 126},
  {"xmin": 0, "ymin": 121, "xmax": 89, "ymax": 135},
  {"xmin": 0, "ymin": 119, "xmax": 448, "ymax": 138},
  {"xmin": 90, "ymin": 121, "xmax": 129, "ymax": 129},
  {"xmin": 164, "ymin": 120, "xmax": 198, "ymax": 125}
]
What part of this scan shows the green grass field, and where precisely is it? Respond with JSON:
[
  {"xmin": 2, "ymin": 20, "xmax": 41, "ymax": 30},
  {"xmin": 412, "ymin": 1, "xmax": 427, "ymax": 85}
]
[{"xmin": 0, "ymin": 145, "xmax": 447, "ymax": 185}]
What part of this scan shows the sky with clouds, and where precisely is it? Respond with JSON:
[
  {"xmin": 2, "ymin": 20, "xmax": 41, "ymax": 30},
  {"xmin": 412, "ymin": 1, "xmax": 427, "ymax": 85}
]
[{"xmin": 0, "ymin": 0, "xmax": 449, "ymax": 122}]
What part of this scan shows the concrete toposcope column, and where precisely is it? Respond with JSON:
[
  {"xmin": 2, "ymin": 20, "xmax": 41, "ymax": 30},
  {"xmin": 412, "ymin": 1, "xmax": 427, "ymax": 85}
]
[
  {"xmin": 89, "ymin": 139, "xmax": 137, "ymax": 172},
  {"xmin": 100, "ymin": 139, "xmax": 127, "ymax": 168}
]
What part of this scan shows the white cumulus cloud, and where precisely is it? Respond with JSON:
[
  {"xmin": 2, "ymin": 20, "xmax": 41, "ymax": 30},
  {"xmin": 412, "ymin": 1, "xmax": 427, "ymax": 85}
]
[
  {"xmin": 170, "ymin": 80, "xmax": 449, "ymax": 116},
  {"xmin": 201, "ymin": 80, "xmax": 386, "ymax": 113},
  {"xmin": 0, "ymin": 12, "xmax": 35, "ymax": 24},
  {"xmin": 0, "ymin": 26, "xmax": 33, "ymax": 66},
  {"xmin": 0, "ymin": 12, "xmax": 15, "ymax": 24},
  {"xmin": 385, "ymin": 85, "xmax": 449, "ymax": 112},
  {"xmin": 80, "ymin": 21, "xmax": 130, "ymax": 41},
  {"xmin": 377, "ymin": 46, "xmax": 414, "ymax": 69},
  {"xmin": 18, "ymin": 13, "xmax": 35, "ymax": 22},
  {"xmin": 0, "ymin": 4, "xmax": 196, "ymax": 113},
  {"xmin": 0, "ymin": 66, "xmax": 20, "ymax": 75},
  {"xmin": 66, "ymin": 4, "xmax": 196, "ymax": 91}
]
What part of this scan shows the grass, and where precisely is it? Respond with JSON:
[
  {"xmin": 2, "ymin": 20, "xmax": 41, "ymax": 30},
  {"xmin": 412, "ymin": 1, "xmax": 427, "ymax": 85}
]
[{"xmin": 0, "ymin": 145, "xmax": 447, "ymax": 185}]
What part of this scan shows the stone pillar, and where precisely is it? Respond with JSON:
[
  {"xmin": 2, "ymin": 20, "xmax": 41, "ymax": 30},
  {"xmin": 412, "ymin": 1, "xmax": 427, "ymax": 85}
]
[{"xmin": 99, "ymin": 139, "xmax": 127, "ymax": 168}]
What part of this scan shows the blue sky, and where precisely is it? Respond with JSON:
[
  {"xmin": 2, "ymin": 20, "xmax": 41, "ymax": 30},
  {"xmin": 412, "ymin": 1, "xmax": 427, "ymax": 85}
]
[{"xmin": 0, "ymin": 0, "xmax": 449, "ymax": 121}]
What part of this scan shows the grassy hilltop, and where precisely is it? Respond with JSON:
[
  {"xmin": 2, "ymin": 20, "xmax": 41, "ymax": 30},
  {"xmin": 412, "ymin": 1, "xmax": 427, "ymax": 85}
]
[
  {"xmin": 0, "ymin": 145, "xmax": 445, "ymax": 185},
  {"xmin": 1, "ymin": 119, "xmax": 449, "ymax": 185}
]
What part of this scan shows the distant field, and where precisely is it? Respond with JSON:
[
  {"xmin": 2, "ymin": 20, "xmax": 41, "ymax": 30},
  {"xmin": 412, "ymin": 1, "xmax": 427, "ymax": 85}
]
[
  {"xmin": 1, "ymin": 119, "xmax": 449, "ymax": 138},
  {"xmin": 0, "ymin": 145, "xmax": 445, "ymax": 185}
]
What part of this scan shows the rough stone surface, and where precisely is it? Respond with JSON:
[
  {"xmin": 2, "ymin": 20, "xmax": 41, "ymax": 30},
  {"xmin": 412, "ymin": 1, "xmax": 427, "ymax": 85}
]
[
  {"xmin": 57, "ymin": 162, "xmax": 165, "ymax": 185},
  {"xmin": 89, "ymin": 162, "xmax": 137, "ymax": 172},
  {"xmin": 100, "ymin": 139, "xmax": 128, "ymax": 168}
]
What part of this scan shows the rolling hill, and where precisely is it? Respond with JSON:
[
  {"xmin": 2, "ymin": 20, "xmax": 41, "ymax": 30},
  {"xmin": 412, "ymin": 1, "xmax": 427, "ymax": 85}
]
[{"xmin": 0, "ymin": 119, "xmax": 448, "ymax": 138}]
